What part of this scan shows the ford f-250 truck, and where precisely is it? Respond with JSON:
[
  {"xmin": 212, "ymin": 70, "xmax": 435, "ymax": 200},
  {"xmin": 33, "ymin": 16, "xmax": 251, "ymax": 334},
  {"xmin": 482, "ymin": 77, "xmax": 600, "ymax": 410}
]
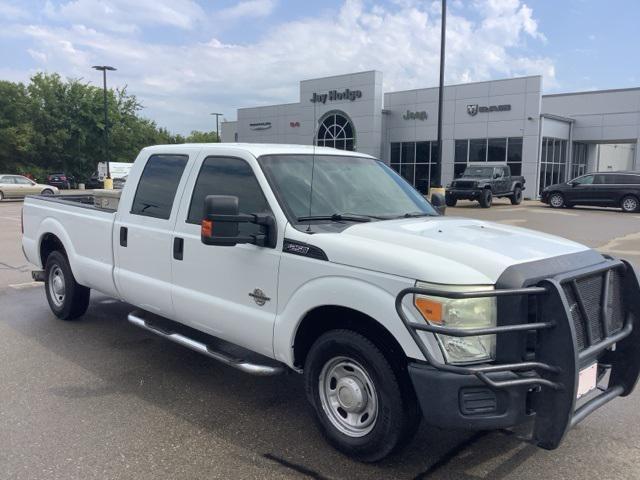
[{"xmin": 22, "ymin": 144, "xmax": 640, "ymax": 462}]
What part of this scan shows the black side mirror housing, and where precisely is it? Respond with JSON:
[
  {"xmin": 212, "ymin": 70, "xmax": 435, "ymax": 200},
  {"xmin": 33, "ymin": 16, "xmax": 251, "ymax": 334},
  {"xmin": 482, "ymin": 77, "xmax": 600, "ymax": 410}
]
[
  {"xmin": 493, "ymin": 173, "xmax": 501, "ymax": 179},
  {"xmin": 430, "ymin": 192, "xmax": 446, "ymax": 216},
  {"xmin": 201, "ymin": 195, "xmax": 276, "ymax": 248}
]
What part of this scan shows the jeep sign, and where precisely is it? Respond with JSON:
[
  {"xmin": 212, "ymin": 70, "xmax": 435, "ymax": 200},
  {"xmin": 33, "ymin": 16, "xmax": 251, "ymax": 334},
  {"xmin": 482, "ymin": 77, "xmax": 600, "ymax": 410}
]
[{"xmin": 402, "ymin": 110, "xmax": 428, "ymax": 121}]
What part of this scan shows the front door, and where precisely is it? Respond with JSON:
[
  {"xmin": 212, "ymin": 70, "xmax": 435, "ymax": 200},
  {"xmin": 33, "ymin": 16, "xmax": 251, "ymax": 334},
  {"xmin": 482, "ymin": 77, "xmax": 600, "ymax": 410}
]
[
  {"xmin": 568, "ymin": 174, "xmax": 598, "ymax": 204},
  {"xmin": 113, "ymin": 153, "xmax": 192, "ymax": 318},
  {"xmin": 14, "ymin": 176, "xmax": 40, "ymax": 196},
  {"xmin": 171, "ymin": 154, "xmax": 280, "ymax": 357}
]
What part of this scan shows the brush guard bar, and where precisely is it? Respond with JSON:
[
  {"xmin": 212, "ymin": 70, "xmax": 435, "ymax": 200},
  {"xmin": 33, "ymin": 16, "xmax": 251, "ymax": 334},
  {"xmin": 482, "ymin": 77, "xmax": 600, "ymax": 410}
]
[{"xmin": 395, "ymin": 258, "xmax": 640, "ymax": 449}]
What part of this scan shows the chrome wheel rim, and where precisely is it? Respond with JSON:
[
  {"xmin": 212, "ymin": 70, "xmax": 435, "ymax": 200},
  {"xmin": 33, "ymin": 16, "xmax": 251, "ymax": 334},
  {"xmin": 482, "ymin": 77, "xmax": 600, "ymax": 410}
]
[
  {"xmin": 48, "ymin": 265, "xmax": 66, "ymax": 307},
  {"xmin": 318, "ymin": 356, "xmax": 378, "ymax": 437},
  {"xmin": 550, "ymin": 194, "xmax": 563, "ymax": 207},
  {"xmin": 622, "ymin": 197, "xmax": 637, "ymax": 212}
]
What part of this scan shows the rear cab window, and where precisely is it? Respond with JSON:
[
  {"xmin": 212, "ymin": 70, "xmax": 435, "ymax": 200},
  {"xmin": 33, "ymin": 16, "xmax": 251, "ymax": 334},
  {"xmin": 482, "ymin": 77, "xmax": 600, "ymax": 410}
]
[{"xmin": 131, "ymin": 154, "xmax": 189, "ymax": 220}]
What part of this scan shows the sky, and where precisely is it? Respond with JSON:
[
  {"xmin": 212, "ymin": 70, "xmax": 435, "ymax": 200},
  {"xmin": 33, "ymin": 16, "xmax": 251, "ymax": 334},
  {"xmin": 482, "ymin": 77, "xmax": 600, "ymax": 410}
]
[{"xmin": 1, "ymin": 0, "xmax": 638, "ymax": 135}]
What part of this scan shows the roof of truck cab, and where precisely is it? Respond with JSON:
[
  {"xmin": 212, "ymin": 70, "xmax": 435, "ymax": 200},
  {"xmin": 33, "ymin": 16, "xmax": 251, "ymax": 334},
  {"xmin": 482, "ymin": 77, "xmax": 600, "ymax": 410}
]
[{"xmin": 142, "ymin": 143, "xmax": 375, "ymax": 159}]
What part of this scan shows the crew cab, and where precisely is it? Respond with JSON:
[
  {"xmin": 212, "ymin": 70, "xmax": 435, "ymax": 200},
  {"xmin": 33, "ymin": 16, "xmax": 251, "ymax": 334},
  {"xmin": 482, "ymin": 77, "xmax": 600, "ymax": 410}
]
[
  {"xmin": 22, "ymin": 144, "xmax": 640, "ymax": 462},
  {"xmin": 446, "ymin": 163, "xmax": 525, "ymax": 208}
]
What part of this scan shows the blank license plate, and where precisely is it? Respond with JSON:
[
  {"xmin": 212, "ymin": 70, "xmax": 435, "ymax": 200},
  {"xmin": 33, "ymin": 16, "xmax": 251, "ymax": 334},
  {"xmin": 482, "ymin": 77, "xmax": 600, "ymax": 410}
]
[{"xmin": 577, "ymin": 363, "xmax": 598, "ymax": 399}]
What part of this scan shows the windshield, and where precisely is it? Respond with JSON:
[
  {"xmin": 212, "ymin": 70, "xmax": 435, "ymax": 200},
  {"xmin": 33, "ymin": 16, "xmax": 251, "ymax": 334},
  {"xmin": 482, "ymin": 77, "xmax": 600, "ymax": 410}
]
[
  {"xmin": 462, "ymin": 166, "xmax": 494, "ymax": 178},
  {"xmin": 258, "ymin": 154, "xmax": 437, "ymax": 222}
]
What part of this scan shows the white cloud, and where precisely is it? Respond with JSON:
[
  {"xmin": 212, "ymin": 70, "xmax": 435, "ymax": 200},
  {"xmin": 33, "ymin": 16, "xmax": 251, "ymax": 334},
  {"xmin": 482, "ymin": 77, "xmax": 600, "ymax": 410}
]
[
  {"xmin": 219, "ymin": 0, "xmax": 277, "ymax": 20},
  {"xmin": 11, "ymin": 0, "xmax": 553, "ymax": 134},
  {"xmin": 0, "ymin": 1, "xmax": 28, "ymax": 20},
  {"xmin": 44, "ymin": 0, "xmax": 205, "ymax": 33}
]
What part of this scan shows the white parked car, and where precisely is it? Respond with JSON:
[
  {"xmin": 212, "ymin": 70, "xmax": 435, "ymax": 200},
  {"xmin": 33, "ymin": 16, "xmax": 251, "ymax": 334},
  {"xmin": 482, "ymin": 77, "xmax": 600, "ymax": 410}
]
[
  {"xmin": 21, "ymin": 144, "xmax": 640, "ymax": 461},
  {"xmin": 0, "ymin": 174, "xmax": 58, "ymax": 200}
]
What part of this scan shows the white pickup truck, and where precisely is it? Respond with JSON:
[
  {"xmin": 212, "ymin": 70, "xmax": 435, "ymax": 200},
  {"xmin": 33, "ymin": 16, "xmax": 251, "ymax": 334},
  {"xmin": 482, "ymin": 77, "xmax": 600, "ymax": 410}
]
[{"xmin": 22, "ymin": 144, "xmax": 640, "ymax": 462}]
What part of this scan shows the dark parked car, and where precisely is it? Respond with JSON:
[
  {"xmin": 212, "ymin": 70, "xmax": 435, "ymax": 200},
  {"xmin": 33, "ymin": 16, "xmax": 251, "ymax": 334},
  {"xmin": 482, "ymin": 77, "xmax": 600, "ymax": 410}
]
[
  {"xmin": 446, "ymin": 163, "xmax": 525, "ymax": 208},
  {"xmin": 84, "ymin": 173, "xmax": 104, "ymax": 190},
  {"xmin": 46, "ymin": 172, "xmax": 75, "ymax": 189},
  {"xmin": 541, "ymin": 171, "xmax": 640, "ymax": 213}
]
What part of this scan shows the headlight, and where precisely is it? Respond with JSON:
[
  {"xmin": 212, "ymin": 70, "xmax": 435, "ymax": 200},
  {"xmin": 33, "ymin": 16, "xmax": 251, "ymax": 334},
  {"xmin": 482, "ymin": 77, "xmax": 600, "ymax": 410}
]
[{"xmin": 413, "ymin": 282, "xmax": 496, "ymax": 364}]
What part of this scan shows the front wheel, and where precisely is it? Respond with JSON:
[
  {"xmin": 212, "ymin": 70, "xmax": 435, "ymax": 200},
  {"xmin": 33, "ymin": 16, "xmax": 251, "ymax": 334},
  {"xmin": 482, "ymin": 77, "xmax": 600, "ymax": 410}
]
[
  {"xmin": 304, "ymin": 330, "xmax": 420, "ymax": 462},
  {"xmin": 621, "ymin": 195, "xmax": 639, "ymax": 213},
  {"xmin": 44, "ymin": 251, "xmax": 90, "ymax": 320},
  {"xmin": 0, "ymin": 191, "xmax": 4, "ymax": 201},
  {"xmin": 548, "ymin": 192, "xmax": 565, "ymax": 208},
  {"xmin": 41, "ymin": 189, "xmax": 54, "ymax": 196},
  {"xmin": 479, "ymin": 189, "xmax": 493, "ymax": 208}
]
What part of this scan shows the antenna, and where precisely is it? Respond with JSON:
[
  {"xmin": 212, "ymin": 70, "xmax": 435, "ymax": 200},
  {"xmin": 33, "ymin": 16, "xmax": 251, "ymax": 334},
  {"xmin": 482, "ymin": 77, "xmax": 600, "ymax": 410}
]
[{"xmin": 306, "ymin": 100, "xmax": 318, "ymax": 232}]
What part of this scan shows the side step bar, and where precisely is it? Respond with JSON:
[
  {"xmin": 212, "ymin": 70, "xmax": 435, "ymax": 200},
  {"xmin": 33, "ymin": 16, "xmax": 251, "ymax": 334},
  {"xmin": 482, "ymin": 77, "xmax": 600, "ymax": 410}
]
[{"xmin": 128, "ymin": 310, "xmax": 287, "ymax": 376}]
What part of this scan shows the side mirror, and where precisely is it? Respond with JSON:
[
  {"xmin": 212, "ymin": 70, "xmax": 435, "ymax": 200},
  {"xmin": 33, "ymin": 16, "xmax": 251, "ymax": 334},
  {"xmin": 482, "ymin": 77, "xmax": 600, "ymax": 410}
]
[
  {"xmin": 568, "ymin": 181, "xmax": 577, "ymax": 187},
  {"xmin": 430, "ymin": 192, "xmax": 446, "ymax": 216},
  {"xmin": 493, "ymin": 173, "xmax": 501, "ymax": 179},
  {"xmin": 200, "ymin": 195, "xmax": 276, "ymax": 248}
]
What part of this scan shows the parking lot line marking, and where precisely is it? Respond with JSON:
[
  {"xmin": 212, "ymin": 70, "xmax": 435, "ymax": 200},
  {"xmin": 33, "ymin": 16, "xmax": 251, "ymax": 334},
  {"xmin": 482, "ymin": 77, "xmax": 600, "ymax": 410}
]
[
  {"xmin": 0, "ymin": 216, "xmax": 19, "ymax": 221},
  {"xmin": 8, "ymin": 281, "xmax": 42, "ymax": 290},
  {"xmin": 525, "ymin": 208, "xmax": 579, "ymax": 217}
]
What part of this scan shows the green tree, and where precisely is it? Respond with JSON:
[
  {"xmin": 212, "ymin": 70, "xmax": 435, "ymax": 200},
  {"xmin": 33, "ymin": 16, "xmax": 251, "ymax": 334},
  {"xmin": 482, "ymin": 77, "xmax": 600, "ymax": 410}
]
[
  {"xmin": 184, "ymin": 130, "xmax": 219, "ymax": 143},
  {"xmin": 0, "ymin": 72, "xmax": 188, "ymax": 181}
]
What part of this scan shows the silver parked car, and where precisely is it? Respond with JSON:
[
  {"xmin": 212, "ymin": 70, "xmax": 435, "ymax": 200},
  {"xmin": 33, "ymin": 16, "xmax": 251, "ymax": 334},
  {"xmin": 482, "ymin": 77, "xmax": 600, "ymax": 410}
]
[{"xmin": 0, "ymin": 175, "xmax": 59, "ymax": 201}]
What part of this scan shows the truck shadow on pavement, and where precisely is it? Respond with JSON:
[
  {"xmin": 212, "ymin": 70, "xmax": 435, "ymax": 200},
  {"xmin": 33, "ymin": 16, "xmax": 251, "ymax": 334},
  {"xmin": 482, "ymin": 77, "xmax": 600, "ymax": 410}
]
[{"xmin": 4, "ymin": 289, "xmax": 548, "ymax": 480}]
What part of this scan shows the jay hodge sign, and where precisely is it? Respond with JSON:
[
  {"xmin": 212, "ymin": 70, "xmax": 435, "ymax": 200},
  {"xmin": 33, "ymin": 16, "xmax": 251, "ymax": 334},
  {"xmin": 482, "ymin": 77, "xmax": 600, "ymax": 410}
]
[{"xmin": 310, "ymin": 89, "xmax": 362, "ymax": 103}]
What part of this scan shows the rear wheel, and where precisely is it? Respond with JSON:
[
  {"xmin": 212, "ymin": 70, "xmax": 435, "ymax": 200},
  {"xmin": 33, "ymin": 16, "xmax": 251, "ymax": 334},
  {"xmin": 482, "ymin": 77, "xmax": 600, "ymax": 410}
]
[
  {"xmin": 510, "ymin": 186, "xmax": 523, "ymax": 205},
  {"xmin": 548, "ymin": 192, "xmax": 565, "ymax": 208},
  {"xmin": 445, "ymin": 195, "xmax": 457, "ymax": 207},
  {"xmin": 304, "ymin": 329, "xmax": 420, "ymax": 462},
  {"xmin": 621, "ymin": 195, "xmax": 639, "ymax": 213},
  {"xmin": 479, "ymin": 189, "xmax": 493, "ymax": 208},
  {"xmin": 44, "ymin": 251, "xmax": 90, "ymax": 320}
]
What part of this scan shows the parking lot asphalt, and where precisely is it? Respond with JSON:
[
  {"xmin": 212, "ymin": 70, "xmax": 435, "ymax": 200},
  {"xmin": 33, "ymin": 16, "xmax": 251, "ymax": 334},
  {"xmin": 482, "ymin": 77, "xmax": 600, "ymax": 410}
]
[{"xmin": 1, "ymin": 198, "xmax": 640, "ymax": 479}]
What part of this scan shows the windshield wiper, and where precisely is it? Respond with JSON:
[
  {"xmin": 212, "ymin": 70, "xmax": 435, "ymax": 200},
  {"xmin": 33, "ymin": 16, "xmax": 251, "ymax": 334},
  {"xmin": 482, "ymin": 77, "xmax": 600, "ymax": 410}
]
[
  {"xmin": 377, "ymin": 211, "xmax": 437, "ymax": 219},
  {"xmin": 297, "ymin": 213, "xmax": 375, "ymax": 223}
]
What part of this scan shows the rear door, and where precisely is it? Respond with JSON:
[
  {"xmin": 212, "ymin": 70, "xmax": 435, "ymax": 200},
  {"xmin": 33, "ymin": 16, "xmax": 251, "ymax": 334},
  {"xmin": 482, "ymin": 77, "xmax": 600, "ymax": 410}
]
[
  {"xmin": 113, "ymin": 152, "xmax": 195, "ymax": 318},
  {"xmin": 0, "ymin": 176, "xmax": 17, "ymax": 198},
  {"xmin": 170, "ymin": 152, "xmax": 281, "ymax": 357}
]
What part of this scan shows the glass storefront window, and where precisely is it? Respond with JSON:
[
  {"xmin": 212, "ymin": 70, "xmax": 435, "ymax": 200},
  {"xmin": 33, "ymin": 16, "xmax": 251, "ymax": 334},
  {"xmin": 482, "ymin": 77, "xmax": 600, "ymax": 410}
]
[
  {"xmin": 469, "ymin": 139, "xmax": 487, "ymax": 162},
  {"xmin": 487, "ymin": 138, "xmax": 506, "ymax": 162},
  {"xmin": 388, "ymin": 140, "xmax": 442, "ymax": 193},
  {"xmin": 539, "ymin": 136, "xmax": 569, "ymax": 195},
  {"xmin": 507, "ymin": 137, "xmax": 522, "ymax": 163}
]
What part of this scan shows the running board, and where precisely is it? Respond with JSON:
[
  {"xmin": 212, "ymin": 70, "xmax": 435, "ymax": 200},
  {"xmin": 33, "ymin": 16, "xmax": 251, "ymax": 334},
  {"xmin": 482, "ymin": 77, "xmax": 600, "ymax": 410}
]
[{"xmin": 127, "ymin": 310, "xmax": 287, "ymax": 376}]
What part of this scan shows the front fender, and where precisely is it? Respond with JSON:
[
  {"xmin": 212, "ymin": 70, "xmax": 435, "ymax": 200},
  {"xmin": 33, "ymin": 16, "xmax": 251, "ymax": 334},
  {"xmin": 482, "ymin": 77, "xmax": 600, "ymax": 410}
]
[{"xmin": 273, "ymin": 275, "xmax": 427, "ymax": 367}]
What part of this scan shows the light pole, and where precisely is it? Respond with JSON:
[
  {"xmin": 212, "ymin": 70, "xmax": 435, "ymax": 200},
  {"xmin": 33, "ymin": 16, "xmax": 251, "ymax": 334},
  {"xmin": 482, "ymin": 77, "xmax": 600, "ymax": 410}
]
[
  {"xmin": 210, "ymin": 112, "xmax": 223, "ymax": 142},
  {"xmin": 92, "ymin": 65, "xmax": 117, "ymax": 188},
  {"xmin": 435, "ymin": 0, "xmax": 446, "ymax": 187}
]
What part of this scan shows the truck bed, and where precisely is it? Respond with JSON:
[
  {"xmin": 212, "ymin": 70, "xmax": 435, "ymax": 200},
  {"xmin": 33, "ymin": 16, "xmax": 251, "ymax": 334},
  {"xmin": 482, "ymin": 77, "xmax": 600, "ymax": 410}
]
[{"xmin": 22, "ymin": 193, "xmax": 120, "ymax": 299}]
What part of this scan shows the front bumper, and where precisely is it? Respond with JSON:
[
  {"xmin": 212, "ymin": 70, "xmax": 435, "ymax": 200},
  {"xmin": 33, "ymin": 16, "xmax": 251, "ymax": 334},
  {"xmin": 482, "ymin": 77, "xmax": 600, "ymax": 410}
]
[
  {"xmin": 446, "ymin": 188, "xmax": 481, "ymax": 200},
  {"xmin": 397, "ymin": 257, "xmax": 640, "ymax": 449}
]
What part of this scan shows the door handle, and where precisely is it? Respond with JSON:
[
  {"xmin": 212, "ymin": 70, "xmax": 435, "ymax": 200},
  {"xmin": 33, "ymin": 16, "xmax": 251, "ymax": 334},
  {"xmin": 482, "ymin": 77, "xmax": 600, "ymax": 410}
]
[
  {"xmin": 173, "ymin": 237, "xmax": 184, "ymax": 260},
  {"xmin": 120, "ymin": 226, "xmax": 128, "ymax": 247}
]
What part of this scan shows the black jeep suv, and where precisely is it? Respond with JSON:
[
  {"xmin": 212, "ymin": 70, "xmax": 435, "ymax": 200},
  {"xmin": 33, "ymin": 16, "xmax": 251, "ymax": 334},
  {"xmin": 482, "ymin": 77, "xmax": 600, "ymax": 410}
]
[{"xmin": 446, "ymin": 163, "xmax": 525, "ymax": 208}]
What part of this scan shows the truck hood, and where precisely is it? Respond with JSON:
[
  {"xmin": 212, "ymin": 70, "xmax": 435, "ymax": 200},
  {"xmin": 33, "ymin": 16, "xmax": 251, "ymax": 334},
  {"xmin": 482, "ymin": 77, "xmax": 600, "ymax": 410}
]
[{"xmin": 308, "ymin": 216, "xmax": 593, "ymax": 285}]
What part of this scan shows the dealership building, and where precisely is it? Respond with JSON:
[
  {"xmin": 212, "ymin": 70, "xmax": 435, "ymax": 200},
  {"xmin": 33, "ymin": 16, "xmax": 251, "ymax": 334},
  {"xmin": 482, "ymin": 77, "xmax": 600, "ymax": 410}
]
[{"xmin": 221, "ymin": 71, "xmax": 640, "ymax": 197}]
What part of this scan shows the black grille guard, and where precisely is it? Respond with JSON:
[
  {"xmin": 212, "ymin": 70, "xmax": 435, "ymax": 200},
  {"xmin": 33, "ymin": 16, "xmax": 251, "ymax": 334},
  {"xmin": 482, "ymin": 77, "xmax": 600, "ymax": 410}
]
[{"xmin": 395, "ymin": 258, "xmax": 640, "ymax": 449}]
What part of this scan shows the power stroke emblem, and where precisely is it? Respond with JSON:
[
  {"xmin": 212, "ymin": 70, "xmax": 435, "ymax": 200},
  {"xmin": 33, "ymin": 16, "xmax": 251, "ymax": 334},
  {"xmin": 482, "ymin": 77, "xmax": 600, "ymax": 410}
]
[{"xmin": 249, "ymin": 288, "xmax": 271, "ymax": 306}]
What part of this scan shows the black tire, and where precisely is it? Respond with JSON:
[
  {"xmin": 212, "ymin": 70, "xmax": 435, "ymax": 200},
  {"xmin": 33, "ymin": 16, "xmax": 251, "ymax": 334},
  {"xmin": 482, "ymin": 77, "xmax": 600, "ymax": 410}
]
[
  {"xmin": 44, "ymin": 251, "xmax": 90, "ymax": 320},
  {"xmin": 304, "ymin": 329, "xmax": 420, "ymax": 462},
  {"xmin": 445, "ymin": 195, "xmax": 457, "ymax": 207},
  {"xmin": 0, "ymin": 190, "xmax": 4, "ymax": 201},
  {"xmin": 621, "ymin": 195, "xmax": 639, "ymax": 213},
  {"xmin": 510, "ymin": 186, "xmax": 523, "ymax": 205},
  {"xmin": 41, "ymin": 189, "xmax": 54, "ymax": 196},
  {"xmin": 479, "ymin": 189, "xmax": 492, "ymax": 208},
  {"xmin": 548, "ymin": 192, "xmax": 565, "ymax": 208}
]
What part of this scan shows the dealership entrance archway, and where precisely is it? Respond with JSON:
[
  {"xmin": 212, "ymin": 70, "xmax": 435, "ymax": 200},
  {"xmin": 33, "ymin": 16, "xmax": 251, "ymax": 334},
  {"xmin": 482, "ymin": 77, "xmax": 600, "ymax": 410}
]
[{"xmin": 316, "ymin": 111, "xmax": 356, "ymax": 151}]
